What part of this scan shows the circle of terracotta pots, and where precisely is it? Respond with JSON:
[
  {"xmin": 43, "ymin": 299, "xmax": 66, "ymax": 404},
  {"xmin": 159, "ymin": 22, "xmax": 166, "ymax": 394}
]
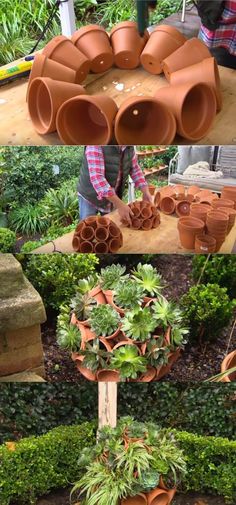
[
  {"xmin": 122, "ymin": 201, "xmax": 161, "ymax": 230},
  {"xmin": 195, "ymin": 234, "xmax": 216, "ymax": 254},
  {"xmin": 178, "ymin": 216, "xmax": 205, "ymax": 250},
  {"xmin": 72, "ymin": 215, "xmax": 123, "ymax": 253}
]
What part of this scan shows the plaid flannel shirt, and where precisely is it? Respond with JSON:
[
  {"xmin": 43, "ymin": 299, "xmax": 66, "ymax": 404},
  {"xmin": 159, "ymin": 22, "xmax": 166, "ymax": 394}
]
[
  {"xmin": 79, "ymin": 146, "xmax": 147, "ymax": 213},
  {"xmin": 199, "ymin": 1, "xmax": 236, "ymax": 55}
]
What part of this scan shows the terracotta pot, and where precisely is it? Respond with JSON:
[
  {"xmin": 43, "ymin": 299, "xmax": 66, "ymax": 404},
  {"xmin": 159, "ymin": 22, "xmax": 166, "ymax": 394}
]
[
  {"xmin": 130, "ymin": 205, "xmax": 142, "ymax": 218},
  {"xmin": 185, "ymin": 194, "xmax": 195, "ymax": 203},
  {"xmin": 206, "ymin": 210, "xmax": 229, "ymax": 229},
  {"xmin": 212, "ymin": 198, "xmax": 234, "ymax": 209},
  {"xmin": 148, "ymin": 185, "xmax": 156, "ymax": 196},
  {"xmin": 97, "ymin": 369, "xmax": 120, "ymax": 382},
  {"xmin": 147, "ymin": 487, "xmax": 169, "ymax": 505},
  {"xmin": 109, "ymin": 237, "xmax": 122, "ymax": 253},
  {"xmin": 43, "ymin": 35, "xmax": 90, "ymax": 82},
  {"xmin": 154, "ymin": 191, "xmax": 161, "ymax": 208},
  {"xmin": 75, "ymin": 221, "xmax": 85, "ymax": 233},
  {"xmin": 160, "ymin": 197, "xmax": 176, "ymax": 215},
  {"xmin": 157, "ymin": 349, "xmax": 181, "ymax": 381},
  {"xmin": 115, "ymin": 96, "xmax": 176, "ymax": 144},
  {"xmin": 113, "ymin": 340, "xmax": 136, "ymax": 351},
  {"xmin": 155, "ymin": 82, "xmax": 216, "ymax": 141},
  {"xmin": 80, "ymin": 225, "xmax": 95, "ymax": 241},
  {"xmin": 190, "ymin": 203, "xmax": 210, "ymax": 223},
  {"xmin": 84, "ymin": 216, "xmax": 98, "ymax": 229},
  {"xmin": 71, "ymin": 311, "xmax": 90, "ymax": 329},
  {"xmin": 173, "ymin": 184, "xmax": 185, "ymax": 199},
  {"xmin": 162, "ymin": 37, "xmax": 211, "ymax": 81},
  {"xmin": 97, "ymin": 215, "xmax": 110, "ymax": 227},
  {"xmin": 80, "ymin": 241, "xmax": 94, "ymax": 253},
  {"xmin": 121, "ymin": 493, "xmax": 147, "ymax": 505},
  {"xmin": 222, "ymin": 186, "xmax": 236, "ymax": 204},
  {"xmin": 73, "ymin": 355, "xmax": 97, "ymax": 381},
  {"xmin": 195, "ymin": 234, "xmax": 216, "ymax": 253},
  {"xmin": 178, "ymin": 216, "xmax": 205, "ymax": 249},
  {"xmin": 103, "ymin": 289, "xmax": 125, "ymax": 316},
  {"xmin": 176, "ymin": 200, "xmax": 190, "ymax": 217},
  {"xmin": 28, "ymin": 77, "xmax": 86, "ymax": 134},
  {"xmin": 109, "ymin": 221, "xmax": 121, "ymax": 238},
  {"xmin": 170, "ymin": 57, "xmax": 222, "ymax": 112},
  {"xmin": 94, "ymin": 241, "xmax": 109, "ymax": 253},
  {"xmin": 153, "ymin": 215, "xmax": 161, "ymax": 228},
  {"xmin": 187, "ymin": 185, "xmax": 200, "ymax": 197},
  {"xmin": 79, "ymin": 323, "xmax": 97, "ymax": 348},
  {"xmin": 56, "ymin": 94, "xmax": 118, "ymax": 145},
  {"xmin": 72, "ymin": 25, "xmax": 113, "ymax": 73},
  {"xmin": 221, "ymin": 350, "xmax": 236, "ymax": 382},
  {"xmin": 72, "ymin": 235, "xmax": 80, "ymax": 252},
  {"xmin": 151, "ymin": 205, "xmax": 158, "ymax": 216},
  {"xmin": 141, "ymin": 206, "xmax": 152, "ymax": 219},
  {"xmin": 138, "ymin": 366, "xmax": 156, "ymax": 382},
  {"xmin": 141, "ymin": 25, "xmax": 186, "ymax": 75},
  {"xmin": 89, "ymin": 285, "xmax": 106, "ymax": 304},
  {"xmin": 218, "ymin": 207, "xmax": 236, "ymax": 232},
  {"xmin": 95, "ymin": 226, "xmax": 109, "ymax": 241},
  {"xmin": 110, "ymin": 21, "xmax": 148, "ymax": 69},
  {"xmin": 142, "ymin": 218, "xmax": 154, "ymax": 230},
  {"xmin": 132, "ymin": 217, "xmax": 143, "ymax": 230}
]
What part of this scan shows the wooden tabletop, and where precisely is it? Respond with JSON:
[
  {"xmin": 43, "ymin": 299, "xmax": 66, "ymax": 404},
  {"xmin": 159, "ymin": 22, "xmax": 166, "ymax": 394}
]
[
  {"xmin": 0, "ymin": 62, "xmax": 236, "ymax": 146},
  {"xmin": 33, "ymin": 210, "xmax": 236, "ymax": 254}
]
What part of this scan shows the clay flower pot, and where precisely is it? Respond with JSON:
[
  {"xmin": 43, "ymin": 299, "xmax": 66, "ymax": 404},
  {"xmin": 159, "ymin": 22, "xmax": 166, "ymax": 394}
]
[
  {"xmin": 176, "ymin": 200, "xmax": 190, "ymax": 217},
  {"xmin": 153, "ymin": 215, "xmax": 161, "ymax": 228},
  {"xmin": 89, "ymin": 285, "xmax": 106, "ymax": 304},
  {"xmin": 147, "ymin": 487, "xmax": 169, "ymax": 505},
  {"xmin": 115, "ymin": 96, "xmax": 176, "ymax": 144},
  {"xmin": 73, "ymin": 355, "xmax": 97, "ymax": 381},
  {"xmin": 131, "ymin": 217, "xmax": 143, "ymax": 230},
  {"xmin": 212, "ymin": 198, "xmax": 234, "ymax": 209},
  {"xmin": 97, "ymin": 369, "xmax": 120, "ymax": 382},
  {"xmin": 72, "ymin": 25, "xmax": 113, "ymax": 73},
  {"xmin": 109, "ymin": 238, "xmax": 122, "ymax": 253},
  {"xmin": 121, "ymin": 493, "xmax": 147, "ymax": 505},
  {"xmin": 157, "ymin": 349, "xmax": 181, "ymax": 381},
  {"xmin": 80, "ymin": 241, "xmax": 94, "ymax": 253},
  {"xmin": 154, "ymin": 191, "xmax": 161, "ymax": 208},
  {"xmin": 140, "ymin": 206, "xmax": 152, "ymax": 219},
  {"xmin": 141, "ymin": 25, "xmax": 186, "ymax": 75},
  {"xmin": 185, "ymin": 194, "xmax": 195, "ymax": 203},
  {"xmin": 155, "ymin": 82, "xmax": 216, "ymax": 141},
  {"xmin": 206, "ymin": 210, "xmax": 229, "ymax": 229},
  {"xmin": 81, "ymin": 225, "xmax": 95, "ymax": 241},
  {"xmin": 195, "ymin": 234, "xmax": 216, "ymax": 253},
  {"xmin": 72, "ymin": 235, "xmax": 80, "ymax": 252},
  {"xmin": 138, "ymin": 366, "xmax": 156, "ymax": 382},
  {"xmin": 178, "ymin": 216, "xmax": 205, "ymax": 249},
  {"xmin": 170, "ymin": 57, "xmax": 222, "ymax": 112},
  {"xmin": 94, "ymin": 242, "xmax": 109, "ymax": 253},
  {"xmin": 221, "ymin": 350, "xmax": 236, "ymax": 382},
  {"xmin": 190, "ymin": 203, "xmax": 210, "ymax": 223},
  {"xmin": 142, "ymin": 218, "xmax": 154, "ymax": 230},
  {"xmin": 104, "ymin": 290, "xmax": 125, "ymax": 316},
  {"xmin": 97, "ymin": 215, "xmax": 110, "ymax": 227},
  {"xmin": 95, "ymin": 226, "xmax": 110, "ymax": 241},
  {"xmin": 109, "ymin": 221, "xmax": 121, "ymax": 238},
  {"xmin": 162, "ymin": 37, "xmax": 211, "ymax": 81},
  {"xmin": 110, "ymin": 21, "xmax": 148, "ymax": 69},
  {"xmin": 84, "ymin": 216, "xmax": 98, "ymax": 229},
  {"xmin": 222, "ymin": 186, "xmax": 236, "ymax": 204},
  {"xmin": 148, "ymin": 184, "xmax": 156, "ymax": 196},
  {"xmin": 160, "ymin": 197, "xmax": 176, "ymax": 215},
  {"xmin": 187, "ymin": 185, "xmax": 200, "ymax": 197},
  {"xmin": 173, "ymin": 184, "xmax": 185, "ymax": 199},
  {"xmin": 56, "ymin": 94, "xmax": 118, "ymax": 145},
  {"xmin": 28, "ymin": 77, "xmax": 86, "ymax": 134},
  {"xmin": 218, "ymin": 207, "xmax": 236, "ymax": 232},
  {"xmin": 43, "ymin": 35, "xmax": 90, "ymax": 82},
  {"xmin": 75, "ymin": 221, "xmax": 86, "ymax": 233}
]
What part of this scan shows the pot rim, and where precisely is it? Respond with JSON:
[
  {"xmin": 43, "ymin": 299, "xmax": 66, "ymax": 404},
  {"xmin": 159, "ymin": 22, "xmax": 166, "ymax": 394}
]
[{"xmin": 72, "ymin": 24, "xmax": 109, "ymax": 45}]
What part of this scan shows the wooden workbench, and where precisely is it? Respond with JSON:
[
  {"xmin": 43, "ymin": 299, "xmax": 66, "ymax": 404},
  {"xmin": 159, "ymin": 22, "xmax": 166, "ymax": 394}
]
[
  {"xmin": 33, "ymin": 210, "xmax": 236, "ymax": 254},
  {"xmin": 0, "ymin": 60, "xmax": 236, "ymax": 146}
]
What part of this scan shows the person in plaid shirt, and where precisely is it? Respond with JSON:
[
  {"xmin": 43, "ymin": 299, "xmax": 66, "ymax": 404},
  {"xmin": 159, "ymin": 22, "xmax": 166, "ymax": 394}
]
[
  {"xmin": 196, "ymin": 0, "xmax": 236, "ymax": 69},
  {"xmin": 78, "ymin": 146, "xmax": 152, "ymax": 225}
]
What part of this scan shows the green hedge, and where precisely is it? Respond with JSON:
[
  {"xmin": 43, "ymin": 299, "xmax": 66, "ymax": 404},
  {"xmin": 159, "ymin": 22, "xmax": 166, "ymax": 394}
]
[
  {"xmin": 0, "ymin": 423, "xmax": 235, "ymax": 504},
  {"xmin": 0, "ymin": 423, "xmax": 96, "ymax": 505},
  {"xmin": 175, "ymin": 430, "xmax": 236, "ymax": 503}
]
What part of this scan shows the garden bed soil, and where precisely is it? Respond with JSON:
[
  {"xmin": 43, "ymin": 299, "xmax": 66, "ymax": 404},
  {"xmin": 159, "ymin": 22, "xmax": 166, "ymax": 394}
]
[{"xmin": 41, "ymin": 255, "xmax": 236, "ymax": 382}]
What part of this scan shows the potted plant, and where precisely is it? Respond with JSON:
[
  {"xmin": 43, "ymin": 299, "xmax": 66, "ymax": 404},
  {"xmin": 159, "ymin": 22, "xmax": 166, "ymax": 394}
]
[
  {"xmin": 70, "ymin": 292, "xmax": 97, "ymax": 327},
  {"xmin": 112, "ymin": 280, "xmax": 144, "ymax": 314},
  {"xmin": 89, "ymin": 304, "xmax": 121, "ymax": 340},
  {"xmin": 110, "ymin": 345, "xmax": 148, "ymax": 381},
  {"xmin": 122, "ymin": 307, "xmax": 157, "ymax": 342},
  {"xmin": 131, "ymin": 263, "xmax": 164, "ymax": 300},
  {"xmin": 152, "ymin": 297, "xmax": 183, "ymax": 329},
  {"xmin": 99, "ymin": 264, "xmax": 129, "ymax": 292},
  {"xmin": 57, "ymin": 305, "xmax": 82, "ymax": 353}
]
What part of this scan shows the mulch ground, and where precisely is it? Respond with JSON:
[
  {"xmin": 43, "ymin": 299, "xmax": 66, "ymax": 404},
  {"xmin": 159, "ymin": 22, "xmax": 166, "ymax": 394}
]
[{"xmin": 41, "ymin": 255, "xmax": 235, "ymax": 383}]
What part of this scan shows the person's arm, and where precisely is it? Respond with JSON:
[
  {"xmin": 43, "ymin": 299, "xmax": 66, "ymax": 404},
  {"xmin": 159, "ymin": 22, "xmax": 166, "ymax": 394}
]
[{"xmin": 130, "ymin": 151, "xmax": 153, "ymax": 203}]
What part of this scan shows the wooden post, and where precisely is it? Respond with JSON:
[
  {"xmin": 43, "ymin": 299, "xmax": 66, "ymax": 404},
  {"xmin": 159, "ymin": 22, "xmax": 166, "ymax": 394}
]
[{"xmin": 98, "ymin": 383, "xmax": 117, "ymax": 429}]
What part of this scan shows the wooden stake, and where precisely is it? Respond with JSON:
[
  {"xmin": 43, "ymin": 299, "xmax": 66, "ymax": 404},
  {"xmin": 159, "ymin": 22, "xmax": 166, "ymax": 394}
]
[{"xmin": 98, "ymin": 383, "xmax": 117, "ymax": 429}]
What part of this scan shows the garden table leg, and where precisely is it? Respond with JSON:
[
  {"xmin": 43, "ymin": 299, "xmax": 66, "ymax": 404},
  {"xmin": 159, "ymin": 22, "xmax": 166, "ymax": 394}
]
[{"xmin": 98, "ymin": 383, "xmax": 118, "ymax": 429}]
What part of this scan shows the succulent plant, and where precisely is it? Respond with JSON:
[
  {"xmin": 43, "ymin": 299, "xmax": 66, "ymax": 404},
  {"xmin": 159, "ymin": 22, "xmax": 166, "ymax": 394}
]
[
  {"xmin": 110, "ymin": 345, "xmax": 147, "ymax": 380},
  {"xmin": 114, "ymin": 280, "xmax": 144, "ymax": 309},
  {"xmin": 131, "ymin": 263, "xmax": 164, "ymax": 296},
  {"xmin": 146, "ymin": 339, "xmax": 170, "ymax": 368},
  {"xmin": 70, "ymin": 292, "xmax": 97, "ymax": 321},
  {"xmin": 56, "ymin": 305, "xmax": 81, "ymax": 352},
  {"xmin": 89, "ymin": 304, "xmax": 121, "ymax": 337},
  {"xmin": 152, "ymin": 297, "xmax": 183, "ymax": 329},
  {"xmin": 170, "ymin": 326, "xmax": 189, "ymax": 349},
  {"xmin": 122, "ymin": 307, "xmax": 156, "ymax": 342},
  {"xmin": 77, "ymin": 274, "xmax": 99, "ymax": 294},
  {"xmin": 80, "ymin": 339, "xmax": 111, "ymax": 373},
  {"xmin": 99, "ymin": 264, "xmax": 129, "ymax": 290}
]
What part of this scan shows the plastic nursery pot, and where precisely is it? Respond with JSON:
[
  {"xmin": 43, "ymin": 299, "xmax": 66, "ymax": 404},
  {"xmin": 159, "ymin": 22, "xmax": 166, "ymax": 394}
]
[
  {"xmin": 43, "ymin": 35, "xmax": 90, "ymax": 83},
  {"xmin": 140, "ymin": 25, "xmax": 186, "ymax": 75},
  {"xmin": 28, "ymin": 77, "xmax": 86, "ymax": 135},
  {"xmin": 155, "ymin": 82, "xmax": 216, "ymax": 141},
  {"xmin": 94, "ymin": 242, "xmax": 109, "ymax": 253},
  {"xmin": 178, "ymin": 216, "xmax": 205, "ymax": 250},
  {"xmin": 72, "ymin": 25, "xmax": 113, "ymax": 73},
  {"xmin": 176, "ymin": 200, "xmax": 191, "ymax": 217},
  {"xmin": 160, "ymin": 196, "xmax": 176, "ymax": 215},
  {"xmin": 110, "ymin": 21, "xmax": 148, "ymax": 70},
  {"xmin": 121, "ymin": 493, "xmax": 147, "ymax": 505},
  {"xmin": 170, "ymin": 57, "xmax": 222, "ymax": 112},
  {"xmin": 195, "ymin": 234, "xmax": 216, "ymax": 254},
  {"xmin": 147, "ymin": 487, "xmax": 170, "ymax": 505},
  {"xmin": 80, "ymin": 240, "xmax": 94, "ymax": 253},
  {"xmin": 97, "ymin": 369, "xmax": 120, "ymax": 382},
  {"xmin": 109, "ymin": 238, "xmax": 122, "ymax": 253},
  {"xmin": 115, "ymin": 96, "xmax": 176, "ymax": 144},
  {"xmin": 80, "ymin": 225, "xmax": 95, "ymax": 241},
  {"xmin": 56, "ymin": 94, "xmax": 118, "ymax": 145},
  {"xmin": 212, "ymin": 198, "xmax": 235, "ymax": 209},
  {"xmin": 162, "ymin": 37, "xmax": 211, "ymax": 81},
  {"xmin": 95, "ymin": 225, "xmax": 110, "ymax": 241},
  {"xmin": 221, "ymin": 350, "xmax": 236, "ymax": 382},
  {"xmin": 72, "ymin": 235, "xmax": 80, "ymax": 252}
]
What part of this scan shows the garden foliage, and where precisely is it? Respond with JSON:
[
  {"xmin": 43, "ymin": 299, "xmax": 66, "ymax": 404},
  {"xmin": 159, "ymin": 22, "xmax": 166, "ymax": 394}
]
[
  {"xmin": 192, "ymin": 255, "xmax": 236, "ymax": 299},
  {"xmin": 0, "ymin": 228, "xmax": 16, "ymax": 253}
]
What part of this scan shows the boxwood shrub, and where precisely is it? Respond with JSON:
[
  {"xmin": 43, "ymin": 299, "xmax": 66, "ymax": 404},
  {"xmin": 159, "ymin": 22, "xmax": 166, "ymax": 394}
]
[{"xmin": 192, "ymin": 255, "xmax": 236, "ymax": 299}]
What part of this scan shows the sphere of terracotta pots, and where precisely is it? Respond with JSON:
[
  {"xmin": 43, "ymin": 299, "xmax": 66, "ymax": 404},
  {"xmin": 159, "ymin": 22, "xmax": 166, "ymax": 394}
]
[
  {"xmin": 221, "ymin": 350, "xmax": 236, "ymax": 382},
  {"xmin": 56, "ymin": 94, "xmax": 118, "ymax": 145},
  {"xmin": 160, "ymin": 196, "xmax": 176, "ymax": 215},
  {"xmin": 212, "ymin": 198, "xmax": 235, "ymax": 209},
  {"xmin": 72, "ymin": 25, "xmax": 114, "ymax": 73},
  {"xmin": 28, "ymin": 77, "xmax": 86, "ymax": 134},
  {"xmin": 178, "ymin": 216, "xmax": 205, "ymax": 250},
  {"xmin": 155, "ymin": 82, "xmax": 216, "ymax": 141},
  {"xmin": 140, "ymin": 25, "xmax": 186, "ymax": 75},
  {"xmin": 97, "ymin": 369, "xmax": 120, "ymax": 382},
  {"xmin": 43, "ymin": 35, "xmax": 90, "ymax": 82},
  {"xmin": 147, "ymin": 487, "xmax": 169, "ymax": 505},
  {"xmin": 162, "ymin": 37, "xmax": 211, "ymax": 81},
  {"xmin": 110, "ymin": 21, "xmax": 148, "ymax": 69},
  {"xmin": 114, "ymin": 96, "xmax": 176, "ymax": 144},
  {"xmin": 176, "ymin": 200, "xmax": 191, "ymax": 217},
  {"xmin": 121, "ymin": 493, "xmax": 147, "ymax": 505},
  {"xmin": 195, "ymin": 234, "xmax": 216, "ymax": 254}
]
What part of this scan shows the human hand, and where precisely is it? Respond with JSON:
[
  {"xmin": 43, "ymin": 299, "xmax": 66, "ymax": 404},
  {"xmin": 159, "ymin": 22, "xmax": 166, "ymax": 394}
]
[
  {"xmin": 117, "ymin": 202, "xmax": 134, "ymax": 226},
  {"xmin": 142, "ymin": 186, "xmax": 153, "ymax": 204}
]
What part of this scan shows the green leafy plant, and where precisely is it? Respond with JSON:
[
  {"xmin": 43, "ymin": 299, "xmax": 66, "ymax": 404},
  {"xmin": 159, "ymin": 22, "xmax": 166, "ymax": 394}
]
[
  {"xmin": 152, "ymin": 297, "xmax": 183, "ymax": 329},
  {"xmin": 122, "ymin": 307, "xmax": 157, "ymax": 341},
  {"xmin": 99, "ymin": 264, "xmax": 129, "ymax": 290},
  {"xmin": 70, "ymin": 292, "xmax": 97, "ymax": 321},
  {"xmin": 41, "ymin": 184, "xmax": 78, "ymax": 227},
  {"xmin": 170, "ymin": 326, "xmax": 189, "ymax": 349},
  {"xmin": 114, "ymin": 280, "xmax": 144, "ymax": 309},
  {"xmin": 110, "ymin": 345, "xmax": 148, "ymax": 380},
  {"xmin": 146, "ymin": 340, "xmax": 170, "ymax": 368},
  {"xmin": 9, "ymin": 203, "xmax": 48, "ymax": 236},
  {"xmin": 77, "ymin": 274, "xmax": 99, "ymax": 294},
  {"xmin": 81, "ymin": 339, "xmax": 111, "ymax": 373},
  {"xmin": 89, "ymin": 304, "xmax": 121, "ymax": 337},
  {"xmin": 192, "ymin": 255, "xmax": 236, "ymax": 299},
  {"xmin": 181, "ymin": 283, "xmax": 236, "ymax": 342},
  {"xmin": 56, "ymin": 304, "xmax": 81, "ymax": 352},
  {"xmin": 131, "ymin": 263, "xmax": 164, "ymax": 296},
  {"xmin": 0, "ymin": 227, "xmax": 16, "ymax": 252}
]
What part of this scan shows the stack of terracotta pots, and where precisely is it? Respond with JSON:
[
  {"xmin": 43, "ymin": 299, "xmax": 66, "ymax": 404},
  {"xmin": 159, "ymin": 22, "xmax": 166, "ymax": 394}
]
[
  {"xmin": 222, "ymin": 186, "xmax": 236, "ymax": 205},
  {"xmin": 72, "ymin": 216, "xmax": 123, "ymax": 253},
  {"xmin": 26, "ymin": 20, "xmax": 221, "ymax": 144},
  {"xmin": 206, "ymin": 210, "xmax": 229, "ymax": 251},
  {"xmin": 122, "ymin": 201, "xmax": 161, "ymax": 230}
]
